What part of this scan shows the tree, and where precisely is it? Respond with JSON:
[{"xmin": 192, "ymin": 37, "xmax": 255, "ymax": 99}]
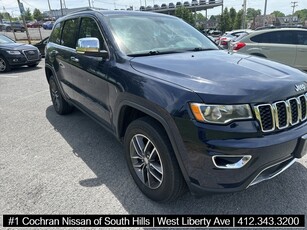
[
  {"xmin": 24, "ymin": 8, "xmax": 33, "ymax": 21},
  {"xmin": 246, "ymin": 8, "xmax": 261, "ymax": 29},
  {"xmin": 234, "ymin": 9, "xmax": 243, "ymax": 30},
  {"xmin": 33, "ymin": 8, "xmax": 43, "ymax": 21},
  {"xmin": 195, "ymin": 13, "xmax": 206, "ymax": 31},
  {"xmin": 229, "ymin": 7, "xmax": 237, "ymax": 31},
  {"xmin": 294, "ymin": 9, "xmax": 307, "ymax": 24},
  {"xmin": 270, "ymin": 11, "xmax": 285, "ymax": 18},
  {"xmin": 174, "ymin": 7, "xmax": 195, "ymax": 26},
  {"xmin": 219, "ymin": 7, "xmax": 231, "ymax": 32}
]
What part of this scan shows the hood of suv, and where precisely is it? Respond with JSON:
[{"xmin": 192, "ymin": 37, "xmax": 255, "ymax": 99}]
[
  {"xmin": 0, "ymin": 43, "xmax": 38, "ymax": 51},
  {"xmin": 130, "ymin": 50, "xmax": 307, "ymax": 104}
]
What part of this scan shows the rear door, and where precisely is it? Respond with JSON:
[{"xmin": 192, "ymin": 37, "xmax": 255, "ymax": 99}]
[
  {"xmin": 250, "ymin": 31, "xmax": 297, "ymax": 67},
  {"xmin": 295, "ymin": 30, "xmax": 307, "ymax": 71}
]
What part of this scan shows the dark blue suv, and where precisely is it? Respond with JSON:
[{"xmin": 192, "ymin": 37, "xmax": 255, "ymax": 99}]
[{"xmin": 45, "ymin": 10, "xmax": 307, "ymax": 202}]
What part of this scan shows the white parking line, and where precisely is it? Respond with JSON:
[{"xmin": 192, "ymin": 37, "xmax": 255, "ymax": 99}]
[{"xmin": 0, "ymin": 75, "xmax": 19, "ymax": 78}]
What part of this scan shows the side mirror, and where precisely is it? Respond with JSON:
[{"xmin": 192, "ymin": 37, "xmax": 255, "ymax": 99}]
[{"xmin": 76, "ymin": 37, "xmax": 108, "ymax": 59}]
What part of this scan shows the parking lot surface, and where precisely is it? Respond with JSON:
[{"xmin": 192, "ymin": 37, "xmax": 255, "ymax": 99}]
[{"xmin": 0, "ymin": 61, "xmax": 307, "ymax": 229}]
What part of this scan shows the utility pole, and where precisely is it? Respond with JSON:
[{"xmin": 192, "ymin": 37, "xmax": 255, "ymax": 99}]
[
  {"xmin": 60, "ymin": 0, "xmax": 63, "ymax": 16},
  {"xmin": 242, "ymin": 0, "xmax": 247, "ymax": 29},
  {"xmin": 47, "ymin": 0, "xmax": 52, "ymax": 19},
  {"xmin": 88, "ymin": 0, "xmax": 91, "ymax": 8},
  {"xmin": 291, "ymin": 1, "xmax": 298, "ymax": 15},
  {"xmin": 263, "ymin": 0, "xmax": 267, "ymax": 26},
  {"xmin": 291, "ymin": 1, "xmax": 298, "ymax": 25},
  {"xmin": 16, "ymin": 0, "xmax": 31, "ymax": 44}
]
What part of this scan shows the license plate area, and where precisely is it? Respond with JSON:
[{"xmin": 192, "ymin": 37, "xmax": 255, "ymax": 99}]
[{"xmin": 294, "ymin": 134, "xmax": 307, "ymax": 158}]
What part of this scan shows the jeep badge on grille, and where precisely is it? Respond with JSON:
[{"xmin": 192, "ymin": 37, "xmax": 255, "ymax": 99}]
[{"xmin": 295, "ymin": 84, "xmax": 306, "ymax": 92}]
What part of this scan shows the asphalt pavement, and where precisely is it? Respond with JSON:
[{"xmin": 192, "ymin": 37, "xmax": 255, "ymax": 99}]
[{"xmin": 0, "ymin": 61, "xmax": 306, "ymax": 230}]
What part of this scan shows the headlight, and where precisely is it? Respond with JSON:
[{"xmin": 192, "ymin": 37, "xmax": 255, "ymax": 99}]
[
  {"xmin": 190, "ymin": 103, "xmax": 253, "ymax": 124},
  {"xmin": 6, "ymin": 50, "xmax": 21, "ymax": 55}
]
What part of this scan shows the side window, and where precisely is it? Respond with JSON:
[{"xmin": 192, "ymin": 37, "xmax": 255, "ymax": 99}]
[
  {"xmin": 297, "ymin": 31, "xmax": 307, "ymax": 45},
  {"xmin": 61, "ymin": 18, "xmax": 79, "ymax": 48},
  {"xmin": 275, "ymin": 31, "xmax": 296, "ymax": 44},
  {"xmin": 49, "ymin": 22, "xmax": 62, "ymax": 44},
  {"xmin": 251, "ymin": 31, "xmax": 295, "ymax": 44},
  {"xmin": 78, "ymin": 17, "xmax": 106, "ymax": 50}
]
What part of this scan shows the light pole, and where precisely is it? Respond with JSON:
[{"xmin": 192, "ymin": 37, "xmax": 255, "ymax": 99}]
[{"xmin": 263, "ymin": 0, "xmax": 267, "ymax": 26}]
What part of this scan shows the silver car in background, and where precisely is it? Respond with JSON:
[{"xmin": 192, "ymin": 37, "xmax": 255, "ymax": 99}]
[{"xmin": 230, "ymin": 28, "xmax": 307, "ymax": 71}]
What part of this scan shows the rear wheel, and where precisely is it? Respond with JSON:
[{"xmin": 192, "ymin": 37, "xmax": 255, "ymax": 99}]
[
  {"xmin": 124, "ymin": 117, "xmax": 186, "ymax": 202},
  {"xmin": 6, "ymin": 27, "xmax": 11, "ymax": 32},
  {"xmin": 49, "ymin": 76, "xmax": 73, "ymax": 115},
  {"xmin": 0, "ymin": 56, "xmax": 11, "ymax": 72}
]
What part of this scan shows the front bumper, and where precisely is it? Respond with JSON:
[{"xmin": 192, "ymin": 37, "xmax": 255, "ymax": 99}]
[
  {"xmin": 175, "ymin": 118, "xmax": 307, "ymax": 194},
  {"xmin": 6, "ymin": 52, "xmax": 41, "ymax": 66}
]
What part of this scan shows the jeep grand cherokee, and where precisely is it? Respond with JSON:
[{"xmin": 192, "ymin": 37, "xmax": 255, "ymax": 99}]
[{"xmin": 45, "ymin": 10, "xmax": 307, "ymax": 202}]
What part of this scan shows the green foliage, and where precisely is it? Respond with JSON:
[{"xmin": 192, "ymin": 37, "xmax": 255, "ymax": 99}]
[
  {"xmin": 270, "ymin": 11, "xmax": 285, "ymax": 17},
  {"xmin": 246, "ymin": 8, "xmax": 261, "ymax": 21},
  {"xmin": 0, "ymin": 12, "xmax": 11, "ymax": 20},
  {"xmin": 174, "ymin": 7, "xmax": 195, "ymax": 26},
  {"xmin": 24, "ymin": 8, "xmax": 33, "ymax": 21},
  {"xmin": 294, "ymin": 9, "xmax": 307, "ymax": 23},
  {"xmin": 219, "ymin": 7, "xmax": 231, "ymax": 32},
  {"xmin": 210, "ymin": 15, "xmax": 216, "ymax": 21},
  {"xmin": 33, "ymin": 8, "xmax": 43, "ymax": 21},
  {"xmin": 234, "ymin": 9, "xmax": 243, "ymax": 30},
  {"xmin": 229, "ymin": 7, "xmax": 236, "ymax": 30}
]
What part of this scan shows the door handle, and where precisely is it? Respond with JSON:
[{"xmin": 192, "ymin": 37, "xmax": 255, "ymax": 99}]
[
  {"xmin": 70, "ymin": 56, "xmax": 79, "ymax": 63},
  {"xmin": 298, "ymin": 49, "xmax": 307, "ymax": 52}
]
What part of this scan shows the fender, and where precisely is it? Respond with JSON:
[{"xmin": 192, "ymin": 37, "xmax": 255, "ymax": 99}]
[{"xmin": 114, "ymin": 93, "xmax": 193, "ymax": 191}]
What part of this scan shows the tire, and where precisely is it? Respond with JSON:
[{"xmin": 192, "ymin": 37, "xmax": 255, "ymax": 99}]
[
  {"xmin": 0, "ymin": 56, "xmax": 11, "ymax": 72},
  {"xmin": 124, "ymin": 117, "xmax": 186, "ymax": 202},
  {"xmin": 28, "ymin": 63, "xmax": 38, "ymax": 68},
  {"xmin": 21, "ymin": 28, "xmax": 25, "ymax": 32},
  {"xmin": 6, "ymin": 27, "xmax": 11, "ymax": 32},
  {"xmin": 49, "ymin": 76, "xmax": 73, "ymax": 115}
]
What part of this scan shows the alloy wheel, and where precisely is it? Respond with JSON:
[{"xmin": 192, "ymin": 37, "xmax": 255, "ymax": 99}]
[{"xmin": 129, "ymin": 134, "xmax": 163, "ymax": 189}]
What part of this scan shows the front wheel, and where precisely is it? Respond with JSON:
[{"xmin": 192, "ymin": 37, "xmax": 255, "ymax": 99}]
[
  {"xmin": 0, "ymin": 56, "xmax": 11, "ymax": 72},
  {"xmin": 49, "ymin": 76, "xmax": 73, "ymax": 115},
  {"xmin": 124, "ymin": 117, "xmax": 186, "ymax": 202}
]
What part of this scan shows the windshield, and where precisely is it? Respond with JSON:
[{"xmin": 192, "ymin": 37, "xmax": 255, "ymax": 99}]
[
  {"xmin": 107, "ymin": 15, "xmax": 218, "ymax": 56},
  {"xmin": 0, "ymin": 35, "xmax": 15, "ymax": 44}
]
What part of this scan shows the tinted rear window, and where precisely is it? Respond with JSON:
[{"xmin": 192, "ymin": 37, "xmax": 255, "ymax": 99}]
[{"xmin": 251, "ymin": 31, "xmax": 297, "ymax": 44}]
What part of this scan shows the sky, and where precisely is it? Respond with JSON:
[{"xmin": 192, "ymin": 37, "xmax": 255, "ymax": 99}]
[{"xmin": 1, "ymin": 0, "xmax": 307, "ymax": 18}]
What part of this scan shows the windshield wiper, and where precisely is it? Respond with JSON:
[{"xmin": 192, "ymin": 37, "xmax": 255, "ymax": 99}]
[
  {"xmin": 128, "ymin": 50, "xmax": 180, "ymax": 57},
  {"xmin": 189, "ymin": 47, "xmax": 217, "ymax": 52}
]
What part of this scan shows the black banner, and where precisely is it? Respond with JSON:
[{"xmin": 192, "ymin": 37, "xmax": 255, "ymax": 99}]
[{"xmin": 3, "ymin": 215, "xmax": 305, "ymax": 228}]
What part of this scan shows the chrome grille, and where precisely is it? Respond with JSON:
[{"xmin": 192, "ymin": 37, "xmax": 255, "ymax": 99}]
[
  {"xmin": 254, "ymin": 93, "xmax": 307, "ymax": 132},
  {"xmin": 23, "ymin": 50, "xmax": 39, "ymax": 61}
]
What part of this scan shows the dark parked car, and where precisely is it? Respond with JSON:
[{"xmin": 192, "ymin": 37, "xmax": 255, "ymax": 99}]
[
  {"xmin": 0, "ymin": 35, "xmax": 41, "ymax": 72},
  {"xmin": 33, "ymin": 36, "xmax": 49, "ymax": 57},
  {"xmin": 45, "ymin": 10, "xmax": 307, "ymax": 202},
  {"xmin": 176, "ymin": 1, "xmax": 182, "ymax": 7},
  {"xmin": 0, "ymin": 22, "xmax": 25, "ymax": 32},
  {"xmin": 169, "ymin": 2, "xmax": 175, "ymax": 8},
  {"xmin": 42, "ymin": 21, "xmax": 54, "ymax": 30},
  {"xmin": 26, "ymin": 21, "xmax": 43, "ymax": 28},
  {"xmin": 161, "ymin": 3, "xmax": 168, "ymax": 8}
]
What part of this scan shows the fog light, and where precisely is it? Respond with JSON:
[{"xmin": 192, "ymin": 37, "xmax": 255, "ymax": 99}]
[
  {"xmin": 212, "ymin": 155, "xmax": 252, "ymax": 169},
  {"xmin": 12, "ymin": 59, "xmax": 19, "ymax": 62}
]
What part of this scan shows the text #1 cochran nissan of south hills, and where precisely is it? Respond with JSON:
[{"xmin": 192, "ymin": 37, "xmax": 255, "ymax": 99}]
[{"xmin": 3, "ymin": 215, "xmax": 305, "ymax": 228}]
